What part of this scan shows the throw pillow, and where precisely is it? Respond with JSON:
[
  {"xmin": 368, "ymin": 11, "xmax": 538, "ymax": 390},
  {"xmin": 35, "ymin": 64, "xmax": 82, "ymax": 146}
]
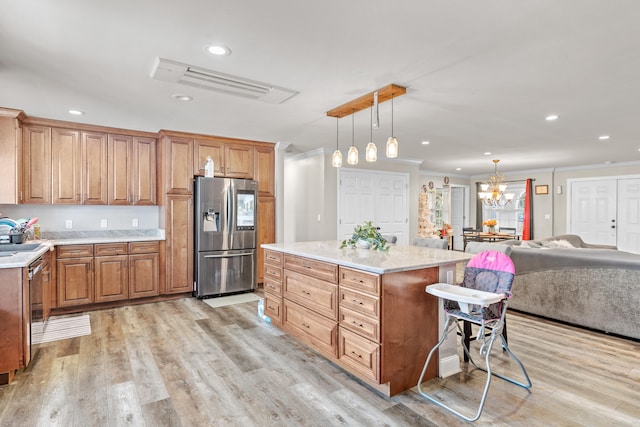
[
  {"xmin": 520, "ymin": 241, "xmax": 542, "ymax": 249},
  {"xmin": 540, "ymin": 239, "xmax": 575, "ymax": 249}
]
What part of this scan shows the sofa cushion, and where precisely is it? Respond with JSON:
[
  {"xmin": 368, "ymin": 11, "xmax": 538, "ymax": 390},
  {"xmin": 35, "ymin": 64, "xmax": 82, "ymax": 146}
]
[{"xmin": 540, "ymin": 239, "xmax": 575, "ymax": 249}]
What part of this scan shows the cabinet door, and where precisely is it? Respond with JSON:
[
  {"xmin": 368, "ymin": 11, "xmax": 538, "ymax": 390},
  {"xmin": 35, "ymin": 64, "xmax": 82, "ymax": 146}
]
[
  {"xmin": 224, "ymin": 144, "xmax": 254, "ymax": 178},
  {"xmin": 108, "ymin": 134, "xmax": 132, "ymax": 205},
  {"xmin": 257, "ymin": 196, "xmax": 275, "ymax": 283},
  {"xmin": 129, "ymin": 253, "xmax": 159, "ymax": 298},
  {"xmin": 254, "ymin": 146, "xmax": 275, "ymax": 196},
  {"xmin": 56, "ymin": 257, "xmax": 93, "ymax": 307},
  {"xmin": 22, "ymin": 125, "xmax": 52, "ymax": 204},
  {"xmin": 132, "ymin": 137, "xmax": 156, "ymax": 205},
  {"xmin": 51, "ymin": 128, "xmax": 81, "ymax": 204},
  {"xmin": 0, "ymin": 114, "xmax": 22, "ymax": 204},
  {"xmin": 165, "ymin": 195, "xmax": 193, "ymax": 293},
  {"xmin": 94, "ymin": 255, "xmax": 128, "ymax": 302},
  {"xmin": 163, "ymin": 136, "xmax": 193, "ymax": 194},
  {"xmin": 193, "ymin": 139, "xmax": 224, "ymax": 176},
  {"xmin": 81, "ymin": 131, "xmax": 108, "ymax": 205}
]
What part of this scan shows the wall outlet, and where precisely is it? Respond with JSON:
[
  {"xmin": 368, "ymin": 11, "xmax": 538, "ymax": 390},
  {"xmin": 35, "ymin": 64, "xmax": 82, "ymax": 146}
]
[
  {"xmin": 132, "ymin": 218, "xmax": 138, "ymax": 227},
  {"xmin": 65, "ymin": 220, "xmax": 72, "ymax": 229},
  {"xmin": 100, "ymin": 219, "xmax": 108, "ymax": 228}
]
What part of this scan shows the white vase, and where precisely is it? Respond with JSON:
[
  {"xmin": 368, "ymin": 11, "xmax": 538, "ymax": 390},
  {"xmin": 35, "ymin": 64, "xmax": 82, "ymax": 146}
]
[{"xmin": 357, "ymin": 239, "xmax": 371, "ymax": 249}]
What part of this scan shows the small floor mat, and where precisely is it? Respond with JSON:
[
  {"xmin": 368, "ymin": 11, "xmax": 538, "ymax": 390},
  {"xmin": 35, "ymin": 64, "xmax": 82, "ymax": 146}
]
[
  {"xmin": 33, "ymin": 314, "xmax": 91, "ymax": 344},
  {"xmin": 202, "ymin": 293, "xmax": 261, "ymax": 308}
]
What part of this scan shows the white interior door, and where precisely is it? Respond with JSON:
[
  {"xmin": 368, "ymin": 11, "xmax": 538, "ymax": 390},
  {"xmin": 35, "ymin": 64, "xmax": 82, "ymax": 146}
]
[
  {"xmin": 569, "ymin": 179, "xmax": 617, "ymax": 245},
  {"xmin": 338, "ymin": 169, "xmax": 409, "ymax": 244},
  {"xmin": 617, "ymin": 178, "xmax": 640, "ymax": 253},
  {"xmin": 450, "ymin": 186, "xmax": 466, "ymax": 251}
]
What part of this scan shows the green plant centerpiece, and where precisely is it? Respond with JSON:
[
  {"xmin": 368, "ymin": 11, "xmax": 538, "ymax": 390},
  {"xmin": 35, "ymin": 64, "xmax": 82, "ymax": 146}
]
[{"xmin": 340, "ymin": 221, "xmax": 390, "ymax": 251}]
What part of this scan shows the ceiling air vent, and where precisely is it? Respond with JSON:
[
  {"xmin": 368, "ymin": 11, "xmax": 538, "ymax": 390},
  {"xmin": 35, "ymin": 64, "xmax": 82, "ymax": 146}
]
[{"xmin": 151, "ymin": 58, "xmax": 298, "ymax": 104}]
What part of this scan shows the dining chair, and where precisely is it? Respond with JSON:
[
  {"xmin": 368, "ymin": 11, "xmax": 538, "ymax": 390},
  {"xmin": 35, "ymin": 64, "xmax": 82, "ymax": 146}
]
[
  {"xmin": 499, "ymin": 227, "xmax": 516, "ymax": 236},
  {"xmin": 413, "ymin": 237, "xmax": 448, "ymax": 250}
]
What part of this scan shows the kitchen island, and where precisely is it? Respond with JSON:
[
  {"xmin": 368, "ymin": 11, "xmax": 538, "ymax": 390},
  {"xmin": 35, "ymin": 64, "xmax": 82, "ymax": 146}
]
[{"xmin": 261, "ymin": 240, "xmax": 471, "ymax": 396}]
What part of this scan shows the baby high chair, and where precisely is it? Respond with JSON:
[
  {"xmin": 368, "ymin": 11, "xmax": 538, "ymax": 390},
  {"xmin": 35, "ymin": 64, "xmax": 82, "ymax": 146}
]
[{"xmin": 416, "ymin": 250, "xmax": 532, "ymax": 422}]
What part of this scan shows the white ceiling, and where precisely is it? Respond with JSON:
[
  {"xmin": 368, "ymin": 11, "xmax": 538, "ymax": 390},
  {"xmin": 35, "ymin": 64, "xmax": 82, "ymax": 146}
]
[{"xmin": 2, "ymin": 1, "xmax": 639, "ymax": 176}]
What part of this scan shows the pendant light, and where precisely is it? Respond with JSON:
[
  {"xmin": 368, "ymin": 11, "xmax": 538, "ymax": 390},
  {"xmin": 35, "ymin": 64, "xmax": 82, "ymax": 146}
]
[
  {"xmin": 331, "ymin": 117, "xmax": 342, "ymax": 167},
  {"xmin": 386, "ymin": 93, "xmax": 398, "ymax": 158},
  {"xmin": 347, "ymin": 109, "xmax": 358, "ymax": 165},
  {"xmin": 365, "ymin": 105, "xmax": 377, "ymax": 162}
]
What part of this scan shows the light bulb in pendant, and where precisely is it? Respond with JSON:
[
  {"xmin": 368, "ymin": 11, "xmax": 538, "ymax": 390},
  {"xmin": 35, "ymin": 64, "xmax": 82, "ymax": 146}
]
[
  {"xmin": 386, "ymin": 136, "xmax": 398, "ymax": 158},
  {"xmin": 347, "ymin": 146, "xmax": 359, "ymax": 165},
  {"xmin": 365, "ymin": 142, "xmax": 377, "ymax": 162},
  {"xmin": 332, "ymin": 149, "xmax": 342, "ymax": 167}
]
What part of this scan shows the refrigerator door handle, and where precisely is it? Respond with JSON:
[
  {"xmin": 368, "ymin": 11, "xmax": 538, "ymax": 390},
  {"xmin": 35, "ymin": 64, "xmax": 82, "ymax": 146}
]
[{"xmin": 204, "ymin": 252, "xmax": 254, "ymax": 259}]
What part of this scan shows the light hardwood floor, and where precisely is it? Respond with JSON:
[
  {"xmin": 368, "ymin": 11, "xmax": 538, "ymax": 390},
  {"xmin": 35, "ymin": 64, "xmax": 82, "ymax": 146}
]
[{"xmin": 0, "ymin": 295, "xmax": 638, "ymax": 426}]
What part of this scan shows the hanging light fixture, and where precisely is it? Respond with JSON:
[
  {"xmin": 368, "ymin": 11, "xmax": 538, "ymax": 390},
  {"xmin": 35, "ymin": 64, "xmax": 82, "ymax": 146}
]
[
  {"xmin": 331, "ymin": 117, "xmax": 342, "ymax": 167},
  {"xmin": 365, "ymin": 105, "xmax": 377, "ymax": 162},
  {"xmin": 478, "ymin": 159, "xmax": 515, "ymax": 206},
  {"xmin": 386, "ymin": 93, "xmax": 398, "ymax": 158},
  {"xmin": 347, "ymin": 109, "xmax": 358, "ymax": 165}
]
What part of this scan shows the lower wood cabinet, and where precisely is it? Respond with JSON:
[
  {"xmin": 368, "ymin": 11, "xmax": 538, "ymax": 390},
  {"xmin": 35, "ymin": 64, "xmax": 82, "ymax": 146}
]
[
  {"xmin": 57, "ymin": 246, "xmax": 94, "ymax": 307},
  {"xmin": 283, "ymin": 299, "xmax": 338, "ymax": 358},
  {"xmin": 338, "ymin": 326, "xmax": 380, "ymax": 382},
  {"xmin": 95, "ymin": 254, "xmax": 128, "ymax": 303},
  {"xmin": 129, "ymin": 252, "xmax": 159, "ymax": 298}
]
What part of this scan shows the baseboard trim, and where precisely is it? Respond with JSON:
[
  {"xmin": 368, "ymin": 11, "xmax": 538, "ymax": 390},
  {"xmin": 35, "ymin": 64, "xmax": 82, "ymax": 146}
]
[{"xmin": 439, "ymin": 355, "xmax": 461, "ymax": 378}]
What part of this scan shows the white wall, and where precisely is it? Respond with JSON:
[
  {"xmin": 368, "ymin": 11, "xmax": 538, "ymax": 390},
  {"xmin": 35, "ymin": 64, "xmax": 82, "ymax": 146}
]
[{"xmin": 0, "ymin": 204, "xmax": 159, "ymax": 231}]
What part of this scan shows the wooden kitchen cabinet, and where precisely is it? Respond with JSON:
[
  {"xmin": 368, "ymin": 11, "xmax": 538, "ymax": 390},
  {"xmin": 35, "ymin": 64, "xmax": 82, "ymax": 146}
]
[
  {"xmin": 51, "ymin": 128, "xmax": 81, "ymax": 204},
  {"xmin": 0, "ymin": 267, "xmax": 28, "ymax": 384},
  {"xmin": 254, "ymin": 146, "xmax": 275, "ymax": 196},
  {"xmin": 257, "ymin": 196, "xmax": 275, "ymax": 283},
  {"xmin": 193, "ymin": 138, "xmax": 254, "ymax": 179},
  {"xmin": 263, "ymin": 249, "xmax": 283, "ymax": 326},
  {"xmin": 81, "ymin": 131, "xmax": 108, "ymax": 205},
  {"xmin": 22, "ymin": 125, "xmax": 52, "ymax": 204},
  {"xmin": 94, "ymin": 243, "xmax": 128, "ymax": 303},
  {"xmin": 161, "ymin": 134, "xmax": 193, "ymax": 194},
  {"xmin": 56, "ymin": 257, "xmax": 94, "ymax": 307},
  {"xmin": 129, "ymin": 241, "xmax": 160, "ymax": 298},
  {"xmin": 164, "ymin": 194, "xmax": 193, "ymax": 294},
  {"xmin": 0, "ymin": 109, "xmax": 25, "ymax": 204},
  {"xmin": 108, "ymin": 134, "xmax": 157, "ymax": 205}
]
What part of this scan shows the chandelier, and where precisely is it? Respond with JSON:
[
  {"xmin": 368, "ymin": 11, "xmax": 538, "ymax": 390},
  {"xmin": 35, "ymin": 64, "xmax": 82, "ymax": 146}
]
[{"xmin": 478, "ymin": 160, "xmax": 515, "ymax": 206}]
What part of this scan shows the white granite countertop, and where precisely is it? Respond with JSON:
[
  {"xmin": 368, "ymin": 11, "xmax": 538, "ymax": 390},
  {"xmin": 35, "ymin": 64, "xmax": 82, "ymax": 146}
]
[
  {"xmin": 261, "ymin": 240, "xmax": 472, "ymax": 274},
  {"xmin": 0, "ymin": 229, "xmax": 165, "ymax": 269}
]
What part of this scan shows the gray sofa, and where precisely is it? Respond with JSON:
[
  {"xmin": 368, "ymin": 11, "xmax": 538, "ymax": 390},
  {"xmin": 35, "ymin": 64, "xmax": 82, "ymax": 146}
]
[{"xmin": 501, "ymin": 235, "xmax": 640, "ymax": 340}]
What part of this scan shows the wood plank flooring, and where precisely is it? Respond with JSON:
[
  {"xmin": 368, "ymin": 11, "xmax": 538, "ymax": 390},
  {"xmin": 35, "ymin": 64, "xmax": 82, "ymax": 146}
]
[{"xmin": 0, "ymin": 294, "xmax": 638, "ymax": 426}]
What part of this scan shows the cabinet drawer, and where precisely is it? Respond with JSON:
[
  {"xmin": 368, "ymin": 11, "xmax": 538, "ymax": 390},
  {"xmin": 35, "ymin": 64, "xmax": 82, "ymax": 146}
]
[
  {"xmin": 338, "ymin": 327, "xmax": 380, "ymax": 383},
  {"xmin": 264, "ymin": 293, "xmax": 282, "ymax": 325},
  {"xmin": 284, "ymin": 255, "xmax": 338, "ymax": 283},
  {"xmin": 129, "ymin": 241, "xmax": 160, "ymax": 254},
  {"xmin": 339, "ymin": 267, "xmax": 380, "ymax": 296},
  {"xmin": 57, "ymin": 244, "xmax": 94, "ymax": 258},
  {"xmin": 264, "ymin": 250, "xmax": 282, "ymax": 267},
  {"xmin": 283, "ymin": 300, "xmax": 337, "ymax": 358},
  {"xmin": 284, "ymin": 270, "xmax": 338, "ymax": 320},
  {"xmin": 264, "ymin": 264, "xmax": 283, "ymax": 281},
  {"xmin": 339, "ymin": 287, "xmax": 380, "ymax": 319},
  {"xmin": 95, "ymin": 243, "xmax": 128, "ymax": 256},
  {"xmin": 339, "ymin": 307, "xmax": 380, "ymax": 342},
  {"xmin": 263, "ymin": 277, "xmax": 282, "ymax": 296}
]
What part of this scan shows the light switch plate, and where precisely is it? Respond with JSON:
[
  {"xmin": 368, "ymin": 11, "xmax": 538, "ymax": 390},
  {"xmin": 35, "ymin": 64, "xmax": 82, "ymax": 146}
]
[
  {"xmin": 100, "ymin": 219, "xmax": 108, "ymax": 228},
  {"xmin": 132, "ymin": 218, "xmax": 138, "ymax": 227},
  {"xmin": 65, "ymin": 220, "xmax": 72, "ymax": 229}
]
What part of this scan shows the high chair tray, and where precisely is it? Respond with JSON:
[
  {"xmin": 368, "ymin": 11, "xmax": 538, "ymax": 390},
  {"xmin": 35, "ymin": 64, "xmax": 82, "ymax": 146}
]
[{"xmin": 426, "ymin": 283, "xmax": 504, "ymax": 306}]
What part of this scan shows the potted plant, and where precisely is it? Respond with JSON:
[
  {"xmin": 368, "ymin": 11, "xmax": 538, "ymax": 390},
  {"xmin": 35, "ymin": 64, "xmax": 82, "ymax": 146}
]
[{"xmin": 340, "ymin": 221, "xmax": 390, "ymax": 251}]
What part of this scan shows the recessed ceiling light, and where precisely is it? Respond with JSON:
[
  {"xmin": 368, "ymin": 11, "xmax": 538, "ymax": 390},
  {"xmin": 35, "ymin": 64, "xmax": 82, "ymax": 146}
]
[
  {"xmin": 546, "ymin": 114, "xmax": 559, "ymax": 121},
  {"xmin": 484, "ymin": 152, "xmax": 491, "ymax": 155},
  {"xmin": 604, "ymin": 160, "xmax": 612, "ymax": 164},
  {"xmin": 598, "ymin": 135, "xmax": 610, "ymax": 140},
  {"xmin": 456, "ymin": 167, "xmax": 462, "ymax": 171},
  {"xmin": 204, "ymin": 44, "xmax": 231, "ymax": 56},
  {"xmin": 172, "ymin": 94, "xmax": 193, "ymax": 102},
  {"xmin": 68, "ymin": 109, "xmax": 85, "ymax": 115},
  {"xmin": 421, "ymin": 141, "xmax": 430, "ymax": 145}
]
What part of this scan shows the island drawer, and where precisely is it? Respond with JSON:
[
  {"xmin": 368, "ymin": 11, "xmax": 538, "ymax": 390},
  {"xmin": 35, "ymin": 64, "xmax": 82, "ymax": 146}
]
[
  {"xmin": 284, "ymin": 255, "xmax": 338, "ymax": 283},
  {"xmin": 95, "ymin": 243, "xmax": 128, "ymax": 256},
  {"xmin": 339, "ymin": 288, "xmax": 380, "ymax": 319},
  {"xmin": 129, "ymin": 241, "xmax": 160, "ymax": 254},
  {"xmin": 264, "ymin": 293, "xmax": 282, "ymax": 325},
  {"xmin": 284, "ymin": 270, "xmax": 338, "ymax": 320},
  {"xmin": 339, "ymin": 307, "xmax": 380, "ymax": 342},
  {"xmin": 339, "ymin": 267, "xmax": 380, "ymax": 296},
  {"xmin": 57, "ymin": 244, "xmax": 94, "ymax": 258},
  {"xmin": 263, "ymin": 277, "xmax": 283, "ymax": 296},
  {"xmin": 264, "ymin": 250, "xmax": 283, "ymax": 267},
  {"xmin": 283, "ymin": 300, "xmax": 338, "ymax": 358},
  {"xmin": 264, "ymin": 264, "xmax": 283, "ymax": 282},
  {"xmin": 338, "ymin": 326, "xmax": 380, "ymax": 383}
]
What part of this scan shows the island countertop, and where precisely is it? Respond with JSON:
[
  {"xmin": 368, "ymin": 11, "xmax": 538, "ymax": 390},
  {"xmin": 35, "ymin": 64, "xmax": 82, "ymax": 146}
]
[{"xmin": 261, "ymin": 240, "xmax": 471, "ymax": 274}]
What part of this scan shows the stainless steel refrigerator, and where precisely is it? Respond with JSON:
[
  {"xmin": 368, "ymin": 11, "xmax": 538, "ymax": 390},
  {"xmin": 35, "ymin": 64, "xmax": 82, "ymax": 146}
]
[{"xmin": 194, "ymin": 176, "xmax": 257, "ymax": 298}]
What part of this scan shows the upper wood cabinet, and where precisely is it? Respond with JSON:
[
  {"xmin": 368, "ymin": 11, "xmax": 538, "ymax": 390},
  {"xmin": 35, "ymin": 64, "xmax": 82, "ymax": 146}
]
[
  {"xmin": 108, "ymin": 134, "xmax": 156, "ymax": 205},
  {"xmin": 257, "ymin": 196, "xmax": 276, "ymax": 283},
  {"xmin": 81, "ymin": 131, "xmax": 108, "ymax": 205},
  {"xmin": 161, "ymin": 135, "xmax": 194, "ymax": 194},
  {"xmin": 22, "ymin": 125, "xmax": 52, "ymax": 204},
  {"xmin": 51, "ymin": 128, "xmax": 81, "ymax": 204},
  {"xmin": 0, "ymin": 110, "xmax": 25, "ymax": 204},
  {"xmin": 254, "ymin": 146, "xmax": 275, "ymax": 196},
  {"xmin": 193, "ymin": 139, "xmax": 254, "ymax": 179}
]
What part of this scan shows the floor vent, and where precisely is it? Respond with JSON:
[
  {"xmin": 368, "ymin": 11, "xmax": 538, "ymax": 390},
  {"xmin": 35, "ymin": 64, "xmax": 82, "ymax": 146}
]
[{"xmin": 151, "ymin": 57, "xmax": 298, "ymax": 104}]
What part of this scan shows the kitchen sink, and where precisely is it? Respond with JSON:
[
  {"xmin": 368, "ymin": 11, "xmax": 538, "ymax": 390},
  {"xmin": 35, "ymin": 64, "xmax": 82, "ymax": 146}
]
[{"xmin": 0, "ymin": 243, "xmax": 43, "ymax": 252}]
